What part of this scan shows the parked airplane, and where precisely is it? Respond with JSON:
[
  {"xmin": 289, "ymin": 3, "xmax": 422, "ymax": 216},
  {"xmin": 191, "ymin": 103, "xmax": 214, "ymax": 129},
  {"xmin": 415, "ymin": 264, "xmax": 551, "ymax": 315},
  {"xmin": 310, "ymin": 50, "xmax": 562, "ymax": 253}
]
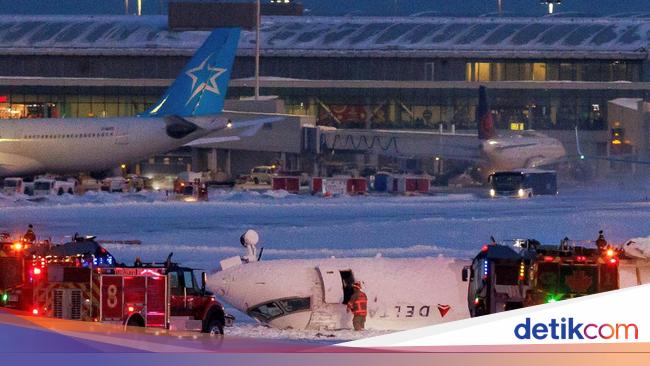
[
  {"xmin": 210, "ymin": 254, "xmax": 470, "ymax": 331},
  {"xmin": 0, "ymin": 27, "xmax": 262, "ymax": 177},
  {"xmin": 476, "ymin": 86, "xmax": 566, "ymax": 172},
  {"xmin": 318, "ymin": 86, "xmax": 566, "ymax": 176}
]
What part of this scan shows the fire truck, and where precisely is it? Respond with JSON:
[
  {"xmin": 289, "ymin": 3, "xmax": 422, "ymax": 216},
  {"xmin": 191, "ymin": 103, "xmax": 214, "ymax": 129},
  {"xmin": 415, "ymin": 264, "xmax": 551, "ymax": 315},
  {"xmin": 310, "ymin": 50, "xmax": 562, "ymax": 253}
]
[
  {"xmin": 173, "ymin": 177, "xmax": 208, "ymax": 202},
  {"xmin": 0, "ymin": 235, "xmax": 232, "ymax": 334},
  {"xmin": 462, "ymin": 238, "xmax": 620, "ymax": 317}
]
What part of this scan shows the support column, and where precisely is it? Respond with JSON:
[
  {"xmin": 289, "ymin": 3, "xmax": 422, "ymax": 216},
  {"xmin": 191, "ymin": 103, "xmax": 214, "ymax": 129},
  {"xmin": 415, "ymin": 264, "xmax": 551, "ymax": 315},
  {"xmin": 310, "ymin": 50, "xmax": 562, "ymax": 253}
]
[
  {"xmin": 280, "ymin": 152, "xmax": 287, "ymax": 170},
  {"xmin": 355, "ymin": 154, "xmax": 365, "ymax": 171},
  {"xmin": 190, "ymin": 148, "xmax": 202, "ymax": 172},
  {"xmin": 225, "ymin": 150, "xmax": 232, "ymax": 177},
  {"xmin": 207, "ymin": 148, "xmax": 218, "ymax": 173},
  {"xmin": 388, "ymin": 100, "xmax": 397, "ymax": 127}
]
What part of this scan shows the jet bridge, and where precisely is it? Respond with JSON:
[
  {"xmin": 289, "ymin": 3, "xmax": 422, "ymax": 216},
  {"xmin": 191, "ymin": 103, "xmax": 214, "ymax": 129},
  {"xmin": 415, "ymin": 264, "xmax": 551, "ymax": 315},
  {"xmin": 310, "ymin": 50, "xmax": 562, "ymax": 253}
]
[{"xmin": 310, "ymin": 127, "xmax": 482, "ymax": 161}]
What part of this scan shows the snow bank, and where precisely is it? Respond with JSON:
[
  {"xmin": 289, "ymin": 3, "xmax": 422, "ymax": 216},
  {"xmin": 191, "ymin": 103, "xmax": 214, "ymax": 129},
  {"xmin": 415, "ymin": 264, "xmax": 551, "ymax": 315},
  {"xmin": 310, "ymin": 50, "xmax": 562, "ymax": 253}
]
[{"xmin": 226, "ymin": 323, "xmax": 392, "ymax": 342}]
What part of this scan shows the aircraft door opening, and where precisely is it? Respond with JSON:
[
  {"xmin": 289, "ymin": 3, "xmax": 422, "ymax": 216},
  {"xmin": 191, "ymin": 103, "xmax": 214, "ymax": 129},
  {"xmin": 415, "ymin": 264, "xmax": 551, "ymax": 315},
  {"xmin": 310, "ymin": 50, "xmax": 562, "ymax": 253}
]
[
  {"xmin": 317, "ymin": 267, "xmax": 355, "ymax": 304},
  {"xmin": 340, "ymin": 270, "xmax": 356, "ymax": 304}
]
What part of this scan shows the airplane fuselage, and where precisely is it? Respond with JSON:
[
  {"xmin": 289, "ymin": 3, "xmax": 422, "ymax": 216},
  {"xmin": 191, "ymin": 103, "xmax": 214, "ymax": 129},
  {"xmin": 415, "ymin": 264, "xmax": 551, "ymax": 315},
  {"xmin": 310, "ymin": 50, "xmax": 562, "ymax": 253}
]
[
  {"xmin": 0, "ymin": 117, "xmax": 209, "ymax": 176},
  {"xmin": 210, "ymin": 257, "xmax": 470, "ymax": 331},
  {"xmin": 482, "ymin": 133, "xmax": 567, "ymax": 172}
]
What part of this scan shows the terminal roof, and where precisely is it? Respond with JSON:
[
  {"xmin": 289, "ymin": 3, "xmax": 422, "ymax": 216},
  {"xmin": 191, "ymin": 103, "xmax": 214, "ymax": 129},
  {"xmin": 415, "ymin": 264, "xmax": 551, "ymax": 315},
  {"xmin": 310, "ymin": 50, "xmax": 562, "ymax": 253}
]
[{"xmin": 0, "ymin": 15, "xmax": 648, "ymax": 59}]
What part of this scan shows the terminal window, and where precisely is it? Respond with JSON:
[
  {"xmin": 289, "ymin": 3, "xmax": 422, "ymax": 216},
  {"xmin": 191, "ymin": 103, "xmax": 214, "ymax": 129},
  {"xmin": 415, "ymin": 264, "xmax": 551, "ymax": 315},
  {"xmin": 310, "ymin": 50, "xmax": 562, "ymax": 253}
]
[
  {"xmin": 466, "ymin": 62, "xmax": 491, "ymax": 81},
  {"xmin": 424, "ymin": 62, "xmax": 435, "ymax": 81}
]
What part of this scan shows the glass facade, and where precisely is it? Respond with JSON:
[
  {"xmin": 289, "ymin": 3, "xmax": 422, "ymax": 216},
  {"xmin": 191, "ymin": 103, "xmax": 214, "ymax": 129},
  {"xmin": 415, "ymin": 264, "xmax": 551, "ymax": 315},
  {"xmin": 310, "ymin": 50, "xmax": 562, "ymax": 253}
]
[
  {"xmin": 0, "ymin": 87, "xmax": 626, "ymax": 134},
  {"xmin": 465, "ymin": 61, "xmax": 640, "ymax": 82},
  {"xmin": 279, "ymin": 91, "xmax": 618, "ymax": 132},
  {"xmin": 0, "ymin": 93, "xmax": 159, "ymax": 119}
]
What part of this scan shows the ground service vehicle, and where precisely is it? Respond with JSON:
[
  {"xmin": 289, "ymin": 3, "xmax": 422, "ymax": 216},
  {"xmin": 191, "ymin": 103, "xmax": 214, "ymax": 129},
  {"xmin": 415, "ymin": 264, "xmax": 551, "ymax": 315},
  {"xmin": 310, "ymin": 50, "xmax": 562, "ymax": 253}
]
[
  {"xmin": 101, "ymin": 177, "xmax": 129, "ymax": 193},
  {"xmin": 33, "ymin": 177, "xmax": 76, "ymax": 196},
  {"xmin": 2, "ymin": 177, "xmax": 27, "ymax": 195},
  {"xmin": 488, "ymin": 169, "xmax": 557, "ymax": 198},
  {"xmin": 250, "ymin": 165, "xmax": 277, "ymax": 185},
  {"xmin": 462, "ymin": 238, "xmax": 619, "ymax": 316},
  {"xmin": 0, "ymin": 236, "xmax": 231, "ymax": 334}
]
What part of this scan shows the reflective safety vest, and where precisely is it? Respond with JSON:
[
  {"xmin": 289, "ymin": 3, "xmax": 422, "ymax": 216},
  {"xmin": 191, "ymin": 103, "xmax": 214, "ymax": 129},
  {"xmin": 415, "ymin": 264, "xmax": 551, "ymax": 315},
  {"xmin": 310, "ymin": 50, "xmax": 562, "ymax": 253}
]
[{"xmin": 349, "ymin": 291, "xmax": 368, "ymax": 316}]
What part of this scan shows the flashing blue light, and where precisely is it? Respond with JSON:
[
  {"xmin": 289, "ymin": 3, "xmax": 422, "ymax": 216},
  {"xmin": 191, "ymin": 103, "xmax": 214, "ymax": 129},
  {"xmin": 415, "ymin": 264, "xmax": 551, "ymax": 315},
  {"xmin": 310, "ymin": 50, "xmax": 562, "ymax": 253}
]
[
  {"xmin": 580, "ymin": 155, "xmax": 585, "ymax": 160},
  {"xmin": 482, "ymin": 259, "xmax": 489, "ymax": 277}
]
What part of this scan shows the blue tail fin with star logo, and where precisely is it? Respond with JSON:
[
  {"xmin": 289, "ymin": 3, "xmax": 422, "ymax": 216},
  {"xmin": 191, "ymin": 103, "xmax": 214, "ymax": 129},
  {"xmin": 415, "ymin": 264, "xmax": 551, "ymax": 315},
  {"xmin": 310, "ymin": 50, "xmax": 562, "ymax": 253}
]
[{"xmin": 143, "ymin": 28, "xmax": 240, "ymax": 118}]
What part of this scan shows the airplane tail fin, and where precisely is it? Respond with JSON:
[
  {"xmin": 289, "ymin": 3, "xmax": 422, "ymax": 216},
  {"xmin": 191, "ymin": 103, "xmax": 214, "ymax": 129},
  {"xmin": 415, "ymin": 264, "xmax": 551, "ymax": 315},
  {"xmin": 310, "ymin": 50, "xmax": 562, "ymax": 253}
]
[
  {"xmin": 477, "ymin": 86, "xmax": 496, "ymax": 140},
  {"xmin": 143, "ymin": 28, "xmax": 240, "ymax": 118}
]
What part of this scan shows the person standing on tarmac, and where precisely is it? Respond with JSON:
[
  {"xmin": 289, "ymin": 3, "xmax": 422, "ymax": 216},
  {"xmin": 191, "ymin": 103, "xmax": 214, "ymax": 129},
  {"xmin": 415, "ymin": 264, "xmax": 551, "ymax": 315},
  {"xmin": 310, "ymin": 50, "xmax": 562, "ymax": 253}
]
[
  {"xmin": 596, "ymin": 230, "xmax": 607, "ymax": 252},
  {"xmin": 347, "ymin": 281, "xmax": 368, "ymax": 331},
  {"xmin": 23, "ymin": 224, "xmax": 36, "ymax": 243}
]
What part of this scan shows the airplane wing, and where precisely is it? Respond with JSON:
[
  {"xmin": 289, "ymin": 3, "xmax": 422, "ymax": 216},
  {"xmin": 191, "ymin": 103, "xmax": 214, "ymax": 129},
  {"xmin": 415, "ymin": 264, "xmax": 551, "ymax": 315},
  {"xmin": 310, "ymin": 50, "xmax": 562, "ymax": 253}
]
[
  {"xmin": 228, "ymin": 116, "xmax": 284, "ymax": 129},
  {"xmin": 575, "ymin": 126, "xmax": 650, "ymax": 165},
  {"xmin": 184, "ymin": 113, "xmax": 285, "ymax": 147},
  {"xmin": 184, "ymin": 136, "xmax": 241, "ymax": 147}
]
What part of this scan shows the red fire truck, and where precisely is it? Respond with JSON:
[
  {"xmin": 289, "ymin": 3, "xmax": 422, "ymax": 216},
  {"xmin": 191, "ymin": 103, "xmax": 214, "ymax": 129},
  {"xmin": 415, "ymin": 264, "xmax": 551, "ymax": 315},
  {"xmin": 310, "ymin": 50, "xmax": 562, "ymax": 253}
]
[
  {"xmin": 462, "ymin": 238, "xmax": 620, "ymax": 317},
  {"xmin": 0, "ymin": 235, "xmax": 232, "ymax": 334},
  {"xmin": 173, "ymin": 177, "xmax": 208, "ymax": 202}
]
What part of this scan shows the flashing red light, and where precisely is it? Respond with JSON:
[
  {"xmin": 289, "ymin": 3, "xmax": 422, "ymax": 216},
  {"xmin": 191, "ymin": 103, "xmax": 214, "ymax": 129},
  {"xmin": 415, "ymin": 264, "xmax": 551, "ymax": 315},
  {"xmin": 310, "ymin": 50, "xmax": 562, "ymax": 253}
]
[
  {"xmin": 33, "ymin": 267, "xmax": 42, "ymax": 276},
  {"xmin": 576, "ymin": 256, "xmax": 586, "ymax": 262},
  {"xmin": 481, "ymin": 245, "xmax": 489, "ymax": 252},
  {"xmin": 609, "ymin": 257, "xmax": 618, "ymax": 265},
  {"xmin": 127, "ymin": 306, "xmax": 135, "ymax": 313},
  {"xmin": 32, "ymin": 308, "xmax": 39, "ymax": 315},
  {"xmin": 473, "ymin": 297, "xmax": 480, "ymax": 305},
  {"xmin": 543, "ymin": 256, "xmax": 554, "ymax": 262}
]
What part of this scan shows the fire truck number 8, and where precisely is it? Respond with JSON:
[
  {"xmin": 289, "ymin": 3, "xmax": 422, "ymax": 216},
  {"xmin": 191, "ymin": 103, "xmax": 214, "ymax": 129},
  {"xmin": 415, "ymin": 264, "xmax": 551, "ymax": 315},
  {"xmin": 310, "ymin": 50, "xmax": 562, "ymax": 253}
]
[{"xmin": 106, "ymin": 284, "xmax": 118, "ymax": 308}]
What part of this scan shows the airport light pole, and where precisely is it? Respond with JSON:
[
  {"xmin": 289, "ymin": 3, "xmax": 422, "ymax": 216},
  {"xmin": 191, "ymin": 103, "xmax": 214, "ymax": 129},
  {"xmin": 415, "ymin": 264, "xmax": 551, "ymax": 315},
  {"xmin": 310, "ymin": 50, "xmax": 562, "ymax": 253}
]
[{"xmin": 255, "ymin": 0, "xmax": 261, "ymax": 100}]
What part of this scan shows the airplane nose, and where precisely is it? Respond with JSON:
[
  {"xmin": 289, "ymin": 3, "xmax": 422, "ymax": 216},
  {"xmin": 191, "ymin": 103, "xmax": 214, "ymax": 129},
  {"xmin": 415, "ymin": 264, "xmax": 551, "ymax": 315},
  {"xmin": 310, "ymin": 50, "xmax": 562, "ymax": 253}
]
[
  {"xmin": 207, "ymin": 263, "xmax": 260, "ymax": 313},
  {"xmin": 209, "ymin": 270, "xmax": 229, "ymax": 299}
]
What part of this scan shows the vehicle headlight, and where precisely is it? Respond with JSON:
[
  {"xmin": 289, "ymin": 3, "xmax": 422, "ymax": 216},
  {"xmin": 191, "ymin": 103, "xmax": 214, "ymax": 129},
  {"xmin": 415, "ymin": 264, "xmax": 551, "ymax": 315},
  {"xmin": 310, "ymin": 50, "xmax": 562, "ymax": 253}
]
[
  {"xmin": 518, "ymin": 189, "xmax": 525, "ymax": 197},
  {"xmin": 489, "ymin": 189, "xmax": 495, "ymax": 197}
]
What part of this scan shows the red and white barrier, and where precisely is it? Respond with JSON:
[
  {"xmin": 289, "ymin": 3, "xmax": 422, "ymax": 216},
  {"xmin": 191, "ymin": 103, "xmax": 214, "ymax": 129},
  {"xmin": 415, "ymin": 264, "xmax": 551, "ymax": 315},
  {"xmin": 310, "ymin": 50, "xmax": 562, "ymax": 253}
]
[
  {"xmin": 271, "ymin": 176, "xmax": 300, "ymax": 194},
  {"xmin": 311, "ymin": 177, "xmax": 367, "ymax": 196},
  {"xmin": 391, "ymin": 175, "xmax": 432, "ymax": 194}
]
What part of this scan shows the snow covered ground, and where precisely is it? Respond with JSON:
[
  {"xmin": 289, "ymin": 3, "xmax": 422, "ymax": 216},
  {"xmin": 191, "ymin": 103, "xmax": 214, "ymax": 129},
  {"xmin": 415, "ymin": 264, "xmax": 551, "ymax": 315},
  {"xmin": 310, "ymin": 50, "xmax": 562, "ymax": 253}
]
[{"xmin": 2, "ymin": 181, "xmax": 650, "ymax": 341}]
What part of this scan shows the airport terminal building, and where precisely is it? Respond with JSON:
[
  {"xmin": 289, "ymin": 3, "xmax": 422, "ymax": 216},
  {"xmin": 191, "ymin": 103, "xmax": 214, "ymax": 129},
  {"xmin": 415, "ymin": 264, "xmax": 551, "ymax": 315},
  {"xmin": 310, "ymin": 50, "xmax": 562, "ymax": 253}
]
[{"xmin": 1, "ymin": 11, "xmax": 650, "ymax": 177}]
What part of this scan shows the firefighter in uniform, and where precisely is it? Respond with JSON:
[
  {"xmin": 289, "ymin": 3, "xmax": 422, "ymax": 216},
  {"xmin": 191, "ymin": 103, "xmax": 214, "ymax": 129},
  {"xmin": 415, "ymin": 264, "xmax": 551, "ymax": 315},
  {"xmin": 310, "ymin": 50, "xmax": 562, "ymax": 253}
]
[
  {"xmin": 23, "ymin": 224, "xmax": 36, "ymax": 243},
  {"xmin": 347, "ymin": 281, "xmax": 368, "ymax": 331},
  {"xmin": 596, "ymin": 230, "xmax": 607, "ymax": 252}
]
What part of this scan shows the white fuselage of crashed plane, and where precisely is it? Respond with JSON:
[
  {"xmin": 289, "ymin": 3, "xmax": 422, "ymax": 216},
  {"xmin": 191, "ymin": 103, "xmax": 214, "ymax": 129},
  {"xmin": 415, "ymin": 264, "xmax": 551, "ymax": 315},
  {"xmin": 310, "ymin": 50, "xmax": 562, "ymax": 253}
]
[
  {"xmin": 209, "ymin": 257, "xmax": 470, "ymax": 331},
  {"xmin": 481, "ymin": 131, "xmax": 566, "ymax": 172},
  {"xmin": 0, "ymin": 116, "xmax": 227, "ymax": 176}
]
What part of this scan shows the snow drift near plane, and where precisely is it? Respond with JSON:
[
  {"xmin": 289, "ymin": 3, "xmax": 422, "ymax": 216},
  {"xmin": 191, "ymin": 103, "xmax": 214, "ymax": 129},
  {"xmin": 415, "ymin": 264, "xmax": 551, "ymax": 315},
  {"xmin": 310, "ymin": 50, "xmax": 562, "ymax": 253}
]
[{"xmin": 0, "ymin": 27, "xmax": 254, "ymax": 177}]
